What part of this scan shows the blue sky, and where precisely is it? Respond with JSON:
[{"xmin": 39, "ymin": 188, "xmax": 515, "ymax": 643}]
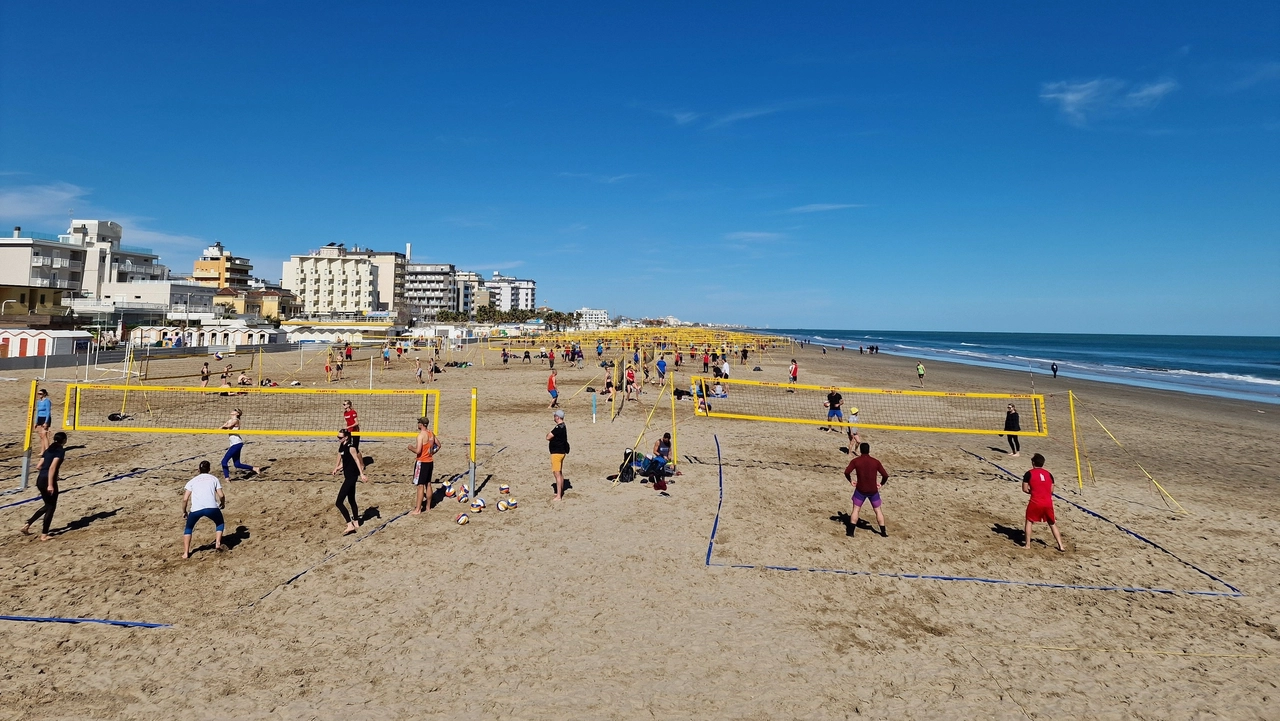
[{"xmin": 1, "ymin": 1, "xmax": 1277, "ymax": 334}]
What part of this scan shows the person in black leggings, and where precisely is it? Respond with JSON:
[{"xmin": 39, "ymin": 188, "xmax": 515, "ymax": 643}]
[
  {"xmin": 23, "ymin": 431, "xmax": 67, "ymax": 541},
  {"xmin": 1005, "ymin": 404, "xmax": 1021, "ymax": 457},
  {"xmin": 331, "ymin": 428, "xmax": 368, "ymax": 535}
]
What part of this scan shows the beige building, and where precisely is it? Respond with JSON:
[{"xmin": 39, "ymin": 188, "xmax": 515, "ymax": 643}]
[
  {"xmin": 213, "ymin": 286, "xmax": 299, "ymax": 320},
  {"xmin": 346, "ymin": 247, "xmax": 406, "ymax": 318},
  {"xmin": 192, "ymin": 242, "xmax": 253, "ymax": 290},
  {"xmin": 281, "ymin": 243, "xmax": 378, "ymax": 316},
  {"xmin": 0, "ymin": 226, "xmax": 88, "ymax": 318}
]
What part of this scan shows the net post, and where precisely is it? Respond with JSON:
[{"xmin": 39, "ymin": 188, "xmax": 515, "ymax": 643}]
[
  {"xmin": 432, "ymin": 391, "xmax": 440, "ymax": 437},
  {"xmin": 468, "ymin": 387, "xmax": 477, "ymax": 493},
  {"xmin": 670, "ymin": 375, "xmax": 677, "ymax": 467},
  {"xmin": 20, "ymin": 380, "xmax": 37, "ymax": 491},
  {"xmin": 368, "ymin": 355, "xmax": 373, "ymax": 390},
  {"xmin": 1070, "ymin": 391, "xmax": 1083, "ymax": 491}
]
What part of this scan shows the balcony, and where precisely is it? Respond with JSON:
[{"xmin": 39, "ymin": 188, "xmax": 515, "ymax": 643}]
[
  {"xmin": 30, "ymin": 277, "xmax": 74, "ymax": 289},
  {"xmin": 31, "ymin": 256, "xmax": 51, "ymax": 267}
]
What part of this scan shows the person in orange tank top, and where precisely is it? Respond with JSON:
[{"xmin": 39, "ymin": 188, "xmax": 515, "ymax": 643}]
[{"xmin": 407, "ymin": 416, "xmax": 440, "ymax": 514}]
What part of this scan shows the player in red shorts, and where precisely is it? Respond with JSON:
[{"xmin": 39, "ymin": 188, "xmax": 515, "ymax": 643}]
[{"xmin": 1022, "ymin": 453, "xmax": 1065, "ymax": 551}]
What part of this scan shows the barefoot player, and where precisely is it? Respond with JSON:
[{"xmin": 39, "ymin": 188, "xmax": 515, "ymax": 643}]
[
  {"xmin": 21, "ymin": 431, "xmax": 66, "ymax": 541},
  {"xmin": 547, "ymin": 409, "xmax": 569, "ymax": 500},
  {"xmin": 843, "ymin": 442, "xmax": 889, "ymax": 537},
  {"xmin": 407, "ymin": 417, "xmax": 439, "ymax": 514},
  {"xmin": 1022, "ymin": 453, "xmax": 1065, "ymax": 551},
  {"xmin": 333, "ymin": 428, "xmax": 368, "ymax": 535}
]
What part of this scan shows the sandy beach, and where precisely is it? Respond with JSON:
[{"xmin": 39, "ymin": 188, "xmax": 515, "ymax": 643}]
[{"xmin": 1, "ymin": 342, "xmax": 1278, "ymax": 719}]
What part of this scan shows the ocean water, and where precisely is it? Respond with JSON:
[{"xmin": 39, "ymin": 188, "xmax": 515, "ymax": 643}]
[{"xmin": 769, "ymin": 330, "xmax": 1280, "ymax": 405}]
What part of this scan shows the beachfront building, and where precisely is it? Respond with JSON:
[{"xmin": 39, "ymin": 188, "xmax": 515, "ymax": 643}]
[
  {"xmin": 191, "ymin": 242, "xmax": 253, "ymax": 290},
  {"xmin": 65, "ymin": 220, "xmax": 170, "ymax": 301},
  {"xmin": 345, "ymin": 247, "xmax": 406, "ymax": 318},
  {"xmin": 0, "ymin": 226, "xmax": 88, "ymax": 319},
  {"xmin": 213, "ymin": 286, "xmax": 300, "ymax": 321},
  {"xmin": 405, "ymin": 263, "xmax": 466, "ymax": 322},
  {"xmin": 282, "ymin": 243, "xmax": 379, "ymax": 317},
  {"xmin": 485, "ymin": 272, "xmax": 536, "ymax": 312},
  {"xmin": 576, "ymin": 307, "xmax": 610, "ymax": 330}
]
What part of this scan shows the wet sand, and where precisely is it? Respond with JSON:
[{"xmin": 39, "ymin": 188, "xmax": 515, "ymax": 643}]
[{"xmin": 1, "ymin": 342, "xmax": 1278, "ymax": 719}]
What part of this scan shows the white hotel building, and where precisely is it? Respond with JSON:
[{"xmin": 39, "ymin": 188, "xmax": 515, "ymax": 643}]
[
  {"xmin": 485, "ymin": 272, "xmax": 536, "ymax": 312},
  {"xmin": 282, "ymin": 243, "xmax": 378, "ymax": 316}
]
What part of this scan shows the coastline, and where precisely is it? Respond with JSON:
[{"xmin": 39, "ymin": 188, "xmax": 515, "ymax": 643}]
[{"xmin": 762, "ymin": 329, "xmax": 1280, "ymax": 406}]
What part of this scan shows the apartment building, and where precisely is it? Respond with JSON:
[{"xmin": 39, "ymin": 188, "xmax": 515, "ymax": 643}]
[
  {"xmin": 576, "ymin": 307, "xmax": 610, "ymax": 330},
  {"xmin": 346, "ymin": 247, "xmax": 406, "ymax": 316},
  {"xmin": 281, "ymin": 243, "xmax": 379, "ymax": 316},
  {"xmin": 192, "ymin": 242, "xmax": 253, "ymax": 290},
  {"xmin": 66, "ymin": 220, "xmax": 169, "ymax": 300},
  {"xmin": 485, "ymin": 272, "xmax": 536, "ymax": 312},
  {"xmin": 0, "ymin": 226, "xmax": 88, "ymax": 317},
  {"xmin": 404, "ymin": 263, "xmax": 463, "ymax": 321}
]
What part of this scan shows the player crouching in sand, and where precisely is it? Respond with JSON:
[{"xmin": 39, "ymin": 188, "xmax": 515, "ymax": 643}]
[{"xmin": 1022, "ymin": 453, "xmax": 1065, "ymax": 552}]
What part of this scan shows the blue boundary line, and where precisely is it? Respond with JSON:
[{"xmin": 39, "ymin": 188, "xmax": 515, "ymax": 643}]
[
  {"xmin": 960, "ymin": 447, "xmax": 1242, "ymax": 596},
  {"xmin": 0, "ymin": 614, "xmax": 169, "ymax": 629},
  {"xmin": 703, "ymin": 439, "xmax": 1243, "ymax": 597},
  {"xmin": 0, "ymin": 453, "xmax": 204, "ymax": 512}
]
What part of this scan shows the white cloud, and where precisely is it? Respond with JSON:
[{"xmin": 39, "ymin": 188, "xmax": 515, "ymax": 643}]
[
  {"xmin": 706, "ymin": 106, "xmax": 783, "ymax": 128},
  {"xmin": 787, "ymin": 203, "xmax": 865, "ymax": 213},
  {"xmin": 723, "ymin": 231, "xmax": 784, "ymax": 242},
  {"xmin": 1040, "ymin": 77, "xmax": 1178, "ymax": 126},
  {"xmin": 557, "ymin": 172, "xmax": 637, "ymax": 184},
  {"xmin": 0, "ymin": 181, "xmax": 90, "ymax": 219},
  {"xmin": 1229, "ymin": 62, "xmax": 1280, "ymax": 92}
]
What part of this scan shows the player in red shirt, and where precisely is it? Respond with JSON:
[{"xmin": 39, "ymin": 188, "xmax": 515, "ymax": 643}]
[
  {"xmin": 1022, "ymin": 453, "xmax": 1065, "ymax": 551},
  {"xmin": 547, "ymin": 370, "xmax": 559, "ymax": 409},
  {"xmin": 342, "ymin": 400, "xmax": 361, "ymax": 449},
  {"xmin": 843, "ymin": 442, "xmax": 889, "ymax": 537}
]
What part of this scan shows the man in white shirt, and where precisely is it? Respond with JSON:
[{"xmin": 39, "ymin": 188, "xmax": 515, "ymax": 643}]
[{"xmin": 182, "ymin": 460, "xmax": 227, "ymax": 559}]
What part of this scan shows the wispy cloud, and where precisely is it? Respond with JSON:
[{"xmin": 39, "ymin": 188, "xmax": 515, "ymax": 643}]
[
  {"xmin": 647, "ymin": 108, "xmax": 702, "ymax": 125},
  {"xmin": 723, "ymin": 231, "xmax": 785, "ymax": 242},
  {"xmin": 558, "ymin": 222, "xmax": 588, "ymax": 233},
  {"xmin": 1040, "ymin": 77, "xmax": 1178, "ymax": 126},
  {"xmin": 0, "ymin": 181, "xmax": 90, "ymax": 219},
  {"xmin": 706, "ymin": 106, "xmax": 784, "ymax": 128},
  {"xmin": 557, "ymin": 172, "xmax": 637, "ymax": 184},
  {"xmin": 1228, "ymin": 61, "xmax": 1280, "ymax": 92},
  {"xmin": 787, "ymin": 203, "xmax": 865, "ymax": 214}
]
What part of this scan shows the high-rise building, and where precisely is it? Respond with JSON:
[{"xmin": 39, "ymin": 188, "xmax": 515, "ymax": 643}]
[
  {"xmin": 485, "ymin": 271, "xmax": 536, "ymax": 312},
  {"xmin": 281, "ymin": 243, "xmax": 378, "ymax": 316},
  {"xmin": 346, "ymin": 247, "xmax": 406, "ymax": 317},
  {"xmin": 192, "ymin": 242, "xmax": 253, "ymax": 290},
  {"xmin": 404, "ymin": 263, "xmax": 457, "ymax": 321}
]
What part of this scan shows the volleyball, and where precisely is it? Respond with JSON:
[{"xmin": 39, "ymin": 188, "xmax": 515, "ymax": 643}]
[
  {"xmin": 496, "ymin": 500, "xmax": 510, "ymax": 512},
  {"xmin": 444, "ymin": 485, "xmax": 456, "ymax": 497},
  {"xmin": 458, "ymin": 494, "xmax": 469, "ymax": 505},
  {"xmin": 474, "ymin": 497, "xmax": 486, "ymax": 509},
  {"xmin": 455, "ymin": 513, "xmax": 469, "ymax": 525},
  {"xmin": 507, "ymin": 498, "xmax": 518, "ymax": 509},
  {"xmin": 214, "ymin": 352, "xmax": 223, "ymax": 361},
  {"xmin": 499, "ymin": 484, "xmax": 510, "ymax": 494},
  {"xmin": 823, "ymin": 402, "xmax": 829, "ymax": 408}
]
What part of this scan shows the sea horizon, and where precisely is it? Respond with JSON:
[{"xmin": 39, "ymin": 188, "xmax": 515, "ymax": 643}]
[{"xmin": 759, "ymin": 329, "xmax": 1280, "ymax": 406}]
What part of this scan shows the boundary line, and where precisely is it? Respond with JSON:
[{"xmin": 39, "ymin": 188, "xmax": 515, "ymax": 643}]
[
  {"xmin": 703, "ymin": 439, "xmax": 1243, "ymax": 597},
  {"xmin": 0, "ymin": 615, "xmax": 169, "ymax": 629},
  {"xmin": 0, "ymin": 454, "xmax": 203, "ymax": 512}
]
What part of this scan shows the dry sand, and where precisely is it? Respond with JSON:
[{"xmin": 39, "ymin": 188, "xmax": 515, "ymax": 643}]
[{"xmin": 1, "ymin": 342, "xmax": 1278, "ymax": 719}]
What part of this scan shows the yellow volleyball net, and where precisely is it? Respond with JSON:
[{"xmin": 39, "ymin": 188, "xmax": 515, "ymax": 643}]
[
  {"xmin": 691, "ymin": 377, "xmax": 1046, "ymax": 436},
  {"xmin": 61, "ymin": 384, "xmax": 440, "ymax": 438}
]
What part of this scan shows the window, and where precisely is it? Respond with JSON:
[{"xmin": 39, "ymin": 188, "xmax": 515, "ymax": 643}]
[
  {"xmin": 19, "ymin": 293, "xmax": 26, "ymax": 304},
  {"xmin": 39, "ymin": 294, "xmax": 46, "ymax": 305}
]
